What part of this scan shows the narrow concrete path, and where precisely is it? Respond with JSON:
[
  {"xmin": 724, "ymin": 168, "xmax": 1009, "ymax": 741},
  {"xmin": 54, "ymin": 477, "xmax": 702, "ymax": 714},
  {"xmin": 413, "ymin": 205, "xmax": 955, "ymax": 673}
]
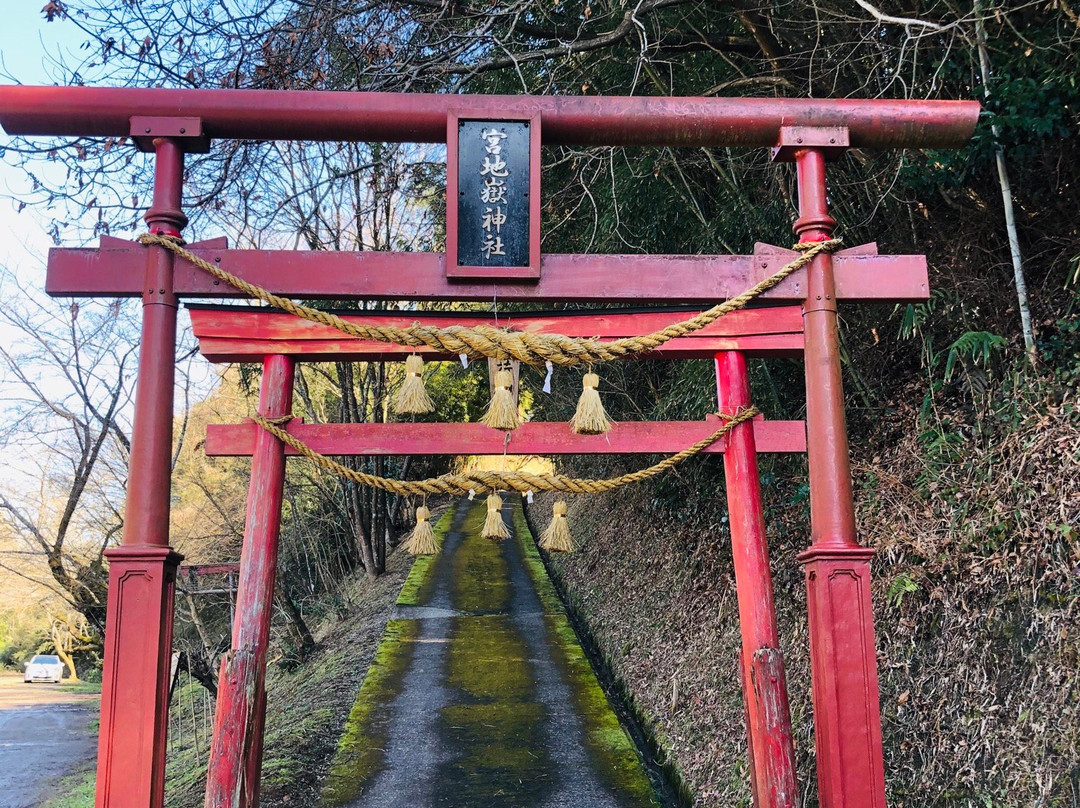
[{"xmin": 322, "ymin": 497, "xmax": 658, "ymax": 808}]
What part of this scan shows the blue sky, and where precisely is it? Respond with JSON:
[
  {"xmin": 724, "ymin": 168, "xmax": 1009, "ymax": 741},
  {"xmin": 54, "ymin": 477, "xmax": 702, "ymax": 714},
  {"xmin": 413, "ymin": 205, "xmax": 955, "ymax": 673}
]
[
  {"xmin": 0, "ymin": 2, "xmax": 74, "ymax": 80},
  {"xmin": 0, "ymin": 3, "xmax": 84, "ymax": 268},
  {"xmin": 0, "ymin": 5, "xmax": 216, "ymax": 479}
]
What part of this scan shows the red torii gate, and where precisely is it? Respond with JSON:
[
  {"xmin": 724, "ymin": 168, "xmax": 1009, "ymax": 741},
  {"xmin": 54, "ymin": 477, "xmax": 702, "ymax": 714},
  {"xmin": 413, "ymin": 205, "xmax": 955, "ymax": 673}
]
[{"xmin": 0, "ymin": 86, "xmax": 978, "ymax": 808}]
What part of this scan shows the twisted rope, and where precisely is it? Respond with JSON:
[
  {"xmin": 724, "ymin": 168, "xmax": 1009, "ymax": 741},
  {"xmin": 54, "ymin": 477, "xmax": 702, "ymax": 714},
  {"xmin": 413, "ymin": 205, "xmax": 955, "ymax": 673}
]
[
  {"xmin": 251, "ymin": 407, "xmax": 758, "ymax": 496},
  {"xmin": 139, "ymin": 234, "xmax": 840, "ymax": 367}
]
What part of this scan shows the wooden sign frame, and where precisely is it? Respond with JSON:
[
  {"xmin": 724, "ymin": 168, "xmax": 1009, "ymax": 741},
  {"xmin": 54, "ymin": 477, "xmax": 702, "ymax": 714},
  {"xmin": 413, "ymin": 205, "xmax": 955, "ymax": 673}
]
[{"xmin": 445, "ymin": 111, "xmax": 541, "ymax": 280}]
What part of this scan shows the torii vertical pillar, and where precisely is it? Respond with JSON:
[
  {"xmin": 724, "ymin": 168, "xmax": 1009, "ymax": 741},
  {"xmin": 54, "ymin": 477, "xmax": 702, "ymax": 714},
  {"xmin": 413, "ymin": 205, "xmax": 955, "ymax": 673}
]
[
  {"xmin": 205, "ymin": 354, "xmax": 296, "ymax": 808},
  {"xmin": 715, "ymin": 351, "xmax": 798, "ymax": 808},
  {"xmin": 789, "ymin": 141, "xmax": 888, "ymax": 808},
  {"xmin": 95, "ymin": 138, "xmax": 186, "ymax": 808}
]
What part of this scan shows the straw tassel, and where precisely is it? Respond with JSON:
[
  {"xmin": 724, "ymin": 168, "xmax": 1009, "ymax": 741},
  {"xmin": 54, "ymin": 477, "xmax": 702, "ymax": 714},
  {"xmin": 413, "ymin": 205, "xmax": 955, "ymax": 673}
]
[
  {"xmin": 539, "ymin": 500, "xmax": 574, "ymax": 553},
  {"xmin": 570, "ymin": 372, "xmax": 612, "ymax": 435},
  {"xmin": 480, "ymin": 368, "xmax": 519, "ymax": 430},
  {"xmin": 406, "ymin": 505, "xmax": 438, "ymax": 555},
  {"xmin": 395, "ymin": 354, "xmax": 435, "ymax": 415},
  {"xmin": 482, "ymin": 493, "xmax": 511, "ymax": 541}
]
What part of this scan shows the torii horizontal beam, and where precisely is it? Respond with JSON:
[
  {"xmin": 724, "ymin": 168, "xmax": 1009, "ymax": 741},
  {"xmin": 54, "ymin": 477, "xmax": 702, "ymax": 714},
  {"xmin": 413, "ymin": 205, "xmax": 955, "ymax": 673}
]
[
  {"xmin": 205, "ymin": 417, "xmax": 807, "ymax": 457},
  {"xmin": 0, "ymin": 85, "xmax": 979, "ymax": 149},
  {"xmin": 187, "ymin": 305, "xmax": 806, "ymax": 361},
  {"xmin": 48, "ymin": 238, "xmax": 928, "ymax": 304},
  {"xmin": 182, "ymin": 564, "xmax": 240, "ymax": 576}
]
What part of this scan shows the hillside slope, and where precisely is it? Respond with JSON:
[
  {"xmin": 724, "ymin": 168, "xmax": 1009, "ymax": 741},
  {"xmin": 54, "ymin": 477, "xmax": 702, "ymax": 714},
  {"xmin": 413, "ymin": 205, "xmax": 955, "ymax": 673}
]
[{"xmin": 535, "ymin": 371, "xmax": 1079, "ymax": 807}]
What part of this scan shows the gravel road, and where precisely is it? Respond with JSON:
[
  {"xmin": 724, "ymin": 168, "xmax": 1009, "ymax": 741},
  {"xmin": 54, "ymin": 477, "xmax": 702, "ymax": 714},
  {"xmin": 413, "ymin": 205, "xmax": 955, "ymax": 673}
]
[{"xmin": 0, "ymin": 672, "xmax": 98, "ymax": 808}]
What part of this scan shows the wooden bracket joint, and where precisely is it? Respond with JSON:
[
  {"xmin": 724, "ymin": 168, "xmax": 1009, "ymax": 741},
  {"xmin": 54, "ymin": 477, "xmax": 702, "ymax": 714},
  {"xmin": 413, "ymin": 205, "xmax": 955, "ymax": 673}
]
[
  {"xmin": 130, "ymin": 116, "xmax": 211, "ymax": 153},
  {"xmin": 771, "ymin": 126, "xmax": 850, "ymax": 162}
]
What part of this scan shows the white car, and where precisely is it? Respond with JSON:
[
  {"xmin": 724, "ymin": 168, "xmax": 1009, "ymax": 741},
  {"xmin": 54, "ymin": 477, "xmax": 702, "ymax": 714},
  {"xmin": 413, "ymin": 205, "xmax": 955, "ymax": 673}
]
[{"xmin": 23, "ymin": 654, "xmax": 65, "ymax": 683}]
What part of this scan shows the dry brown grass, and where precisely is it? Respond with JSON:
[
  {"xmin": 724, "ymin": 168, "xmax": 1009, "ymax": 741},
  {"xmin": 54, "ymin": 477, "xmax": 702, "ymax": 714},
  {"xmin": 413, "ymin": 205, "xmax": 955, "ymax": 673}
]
[{"xmin": 540, "ymin": 378, "xmax": 1079, "ymax": 807}]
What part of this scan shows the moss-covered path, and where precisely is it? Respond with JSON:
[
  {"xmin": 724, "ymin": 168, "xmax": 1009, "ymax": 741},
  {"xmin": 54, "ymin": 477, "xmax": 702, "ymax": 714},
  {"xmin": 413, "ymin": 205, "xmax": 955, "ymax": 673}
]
[{"xmin": 322, "ymin": 496, "xmax": 659, "ymax": 808}]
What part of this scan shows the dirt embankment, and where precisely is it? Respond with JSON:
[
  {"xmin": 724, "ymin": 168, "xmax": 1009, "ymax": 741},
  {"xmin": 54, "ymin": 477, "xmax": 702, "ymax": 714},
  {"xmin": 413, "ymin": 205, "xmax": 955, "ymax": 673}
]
[{"xmin": 533, "ymin": 384, "xmax": 1080, "ymax": 807}]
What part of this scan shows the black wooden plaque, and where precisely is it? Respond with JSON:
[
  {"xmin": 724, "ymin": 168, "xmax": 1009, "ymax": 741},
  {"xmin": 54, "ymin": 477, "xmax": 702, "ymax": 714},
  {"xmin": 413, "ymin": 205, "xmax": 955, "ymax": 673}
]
[{"xmin": 456, "ymin": 120, "xmax": 531, "ymax": 268}]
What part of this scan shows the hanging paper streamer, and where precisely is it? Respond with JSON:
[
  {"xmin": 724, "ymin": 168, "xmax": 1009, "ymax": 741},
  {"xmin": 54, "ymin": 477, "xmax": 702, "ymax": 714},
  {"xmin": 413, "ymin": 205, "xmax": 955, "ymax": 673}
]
[{"xmin": 542, "ymin": 360, "xmax": 553, "ymax": 394}]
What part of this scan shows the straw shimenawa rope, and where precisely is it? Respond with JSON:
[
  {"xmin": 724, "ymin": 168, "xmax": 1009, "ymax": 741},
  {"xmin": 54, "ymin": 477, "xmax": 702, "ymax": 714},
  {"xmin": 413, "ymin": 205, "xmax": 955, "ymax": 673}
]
[
  {"xmin": 250, "ymin": 407, "xmax": 757, "ymax": 496},
  {"xmin": 139, "ymin": 234, "xmax": 840, "ymax": 367}
]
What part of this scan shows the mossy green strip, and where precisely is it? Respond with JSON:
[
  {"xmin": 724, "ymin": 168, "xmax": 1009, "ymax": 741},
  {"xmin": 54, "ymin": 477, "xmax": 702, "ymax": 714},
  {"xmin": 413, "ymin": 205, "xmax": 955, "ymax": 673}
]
[
  {"xmin": 396, "ymin": 507, "xmax": 456, "ymax": 607},
  {"xmin": 435, "ymin": 701, "xmax": 553, "ymax": 806},
  {"xmin": 325, "ymin": 505, "xmax": 457, "ymax": 805},
  {"xmin": 437, "ymin": 610, "xmax": 555, "ymax": 807},
  {"xmin": 321, "ymin": 619, "xmax": 420, "ymax": 807},
  {"xmin": 445, "ymin": 615, "xmax": 532, "ymax": 700},
  {"xmin": 512, "ymin": 502, "xmax": 659, "ymax": 806},
  {"xmin": 450, "ymin": 501, "xmax": 511, "ymax": 613},
  {"xmin": 324, "ymin": 498, "xmax": 657, "ymax": 808}
]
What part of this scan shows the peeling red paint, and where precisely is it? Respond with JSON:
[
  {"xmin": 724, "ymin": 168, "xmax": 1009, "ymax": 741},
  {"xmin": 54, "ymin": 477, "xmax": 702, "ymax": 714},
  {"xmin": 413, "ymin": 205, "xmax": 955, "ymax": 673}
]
[
  {"xmin": 716, "ymin": 351, "xmax": 798, "ymax": 808},
  {"xmin": 205, "ymin": 355, "xmax": 295, "ymax": 808}
]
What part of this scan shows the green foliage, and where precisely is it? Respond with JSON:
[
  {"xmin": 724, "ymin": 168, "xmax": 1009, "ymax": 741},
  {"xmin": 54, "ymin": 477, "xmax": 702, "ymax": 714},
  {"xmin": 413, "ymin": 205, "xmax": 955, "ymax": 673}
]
[
  {"xmin": 423, "ymin": 359, "xmax": 490, "ymax": 424},
  {"xmin": 897, "ymin": 291, "xmax": 958, "ymax": 343},
  {"xmin": 886, "ymin": 573, "xmax": 921, "ymax": 608},
  {"xmin": 0, "ymin": 613, "xmax": 48, "ymax": 669},
  {"xmin": 943, "ymin": 331, "xmax": 1007, "ymax": 382},
  {"xmin": 981, "ymin": 76, "xmax": 1075, "ymax": 154},
  {"xmin": 1040, "ymin": 316, "xmax": 1080, "ymax": 396}
]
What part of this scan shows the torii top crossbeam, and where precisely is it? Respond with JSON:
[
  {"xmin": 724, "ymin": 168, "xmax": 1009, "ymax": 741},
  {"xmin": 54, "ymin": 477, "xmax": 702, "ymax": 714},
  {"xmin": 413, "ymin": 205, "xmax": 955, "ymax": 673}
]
[{"xmin": 0, "ymin": 85, "xmax": 978, "ymax": 148}]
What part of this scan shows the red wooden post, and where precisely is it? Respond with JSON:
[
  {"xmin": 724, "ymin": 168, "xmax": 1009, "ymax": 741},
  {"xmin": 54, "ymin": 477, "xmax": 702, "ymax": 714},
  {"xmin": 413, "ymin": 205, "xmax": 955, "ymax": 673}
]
[
  {"xmin": 715, "ymin": 352, "xmax": 798, "ymax": 808},
  {"xmin": 738, "ymin": 650, "xmax": 762, "ymax": 808},
  {"xmin": 205, "ymin": 354, "xmax": 296, "ymax": 808},
  {"xmin": 793, "ymin": 146, "xmax": 888, "ymax": 808},
  {"xmin": 94, "ymin": 138, "xmax": 186, "ymax": 808}
]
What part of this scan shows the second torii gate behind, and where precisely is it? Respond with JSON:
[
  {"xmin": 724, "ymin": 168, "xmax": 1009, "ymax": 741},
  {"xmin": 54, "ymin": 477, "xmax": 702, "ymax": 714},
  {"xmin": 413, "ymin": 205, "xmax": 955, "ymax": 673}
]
[{"xmin": 192, "ymin": 298, "xmax": 842, "ymax": 808}]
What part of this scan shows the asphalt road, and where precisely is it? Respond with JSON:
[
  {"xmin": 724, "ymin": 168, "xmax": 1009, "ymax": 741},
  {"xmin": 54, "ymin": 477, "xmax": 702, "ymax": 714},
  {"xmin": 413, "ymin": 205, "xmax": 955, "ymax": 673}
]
[{"xmin": 0, "ymin": 672, "xmax": 98, "ymax": 808}]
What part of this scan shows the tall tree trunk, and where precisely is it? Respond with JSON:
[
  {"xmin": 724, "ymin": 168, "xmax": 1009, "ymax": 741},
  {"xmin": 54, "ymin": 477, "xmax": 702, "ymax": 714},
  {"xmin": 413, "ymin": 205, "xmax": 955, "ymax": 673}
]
[
  {"xmin": 974, "ymin": 1, "xmax": 1037, "ymax": 367},
  {"xmin": 337, "ymin": 360, "xmax": 379, "ymax": 578},
  {"xmin": 185, "ymin": 593, "xmax": 213, "ymax": 654},
  {"xmin": 372, "ymin": 362, "xmax": 388, "ymax": 572},
  {"xmin": 389, "ymin": 457, "xmax": 413, "ymax": 529},
  {"xmin": 54, "ymin": 645, "xmax": 79, "ymax": 682},
  {"xmin": 350, "ymin": 476, "xmax": 378, "ymax": 579},
  {"xmin": 276, "ymin": 589, "xmax": 315, "ymax": 658}
]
